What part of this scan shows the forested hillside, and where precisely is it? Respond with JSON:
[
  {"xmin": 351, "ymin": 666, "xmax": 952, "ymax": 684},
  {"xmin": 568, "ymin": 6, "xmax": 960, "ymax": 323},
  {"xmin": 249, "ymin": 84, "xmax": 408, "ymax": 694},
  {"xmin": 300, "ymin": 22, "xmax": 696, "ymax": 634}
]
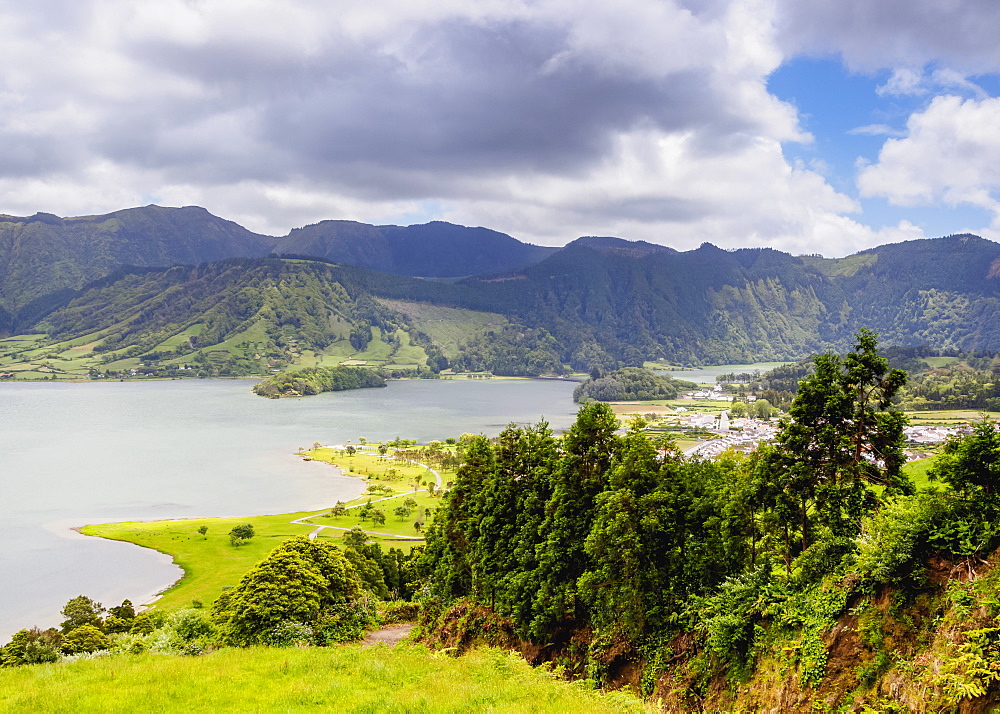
[
  {"xmin": 806, "ymin": 234, "xmax": 1000, "ymax": 351},
  {"xmin": 416, "ymin": 332, "xmax": 1000, "ymax": 710},
  {"xmin": 5, "ymin": 207, "xmax": 1000, "ymax": 376},
  {"xmin": 0, "ymin": 205, "xmax": 275, "ymax": 328}
]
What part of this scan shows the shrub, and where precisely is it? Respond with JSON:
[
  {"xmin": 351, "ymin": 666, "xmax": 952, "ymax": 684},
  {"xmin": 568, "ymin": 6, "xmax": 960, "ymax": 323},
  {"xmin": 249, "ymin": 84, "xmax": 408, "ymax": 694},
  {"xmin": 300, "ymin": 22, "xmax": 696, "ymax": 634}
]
[
  {"xmin": 61, "ymin": 625, "xmax": 110, "ymax": 654},
  {"xmin": 129, "ymin": 614, "xmax": 156, "ymax": 635},
  {"xmin": 213, "ymin": 536, "xmax": 368, "ymax": 646},
  {"xmin": 169, "ymin": 609, "xmax": 215, "ymax": 642}
]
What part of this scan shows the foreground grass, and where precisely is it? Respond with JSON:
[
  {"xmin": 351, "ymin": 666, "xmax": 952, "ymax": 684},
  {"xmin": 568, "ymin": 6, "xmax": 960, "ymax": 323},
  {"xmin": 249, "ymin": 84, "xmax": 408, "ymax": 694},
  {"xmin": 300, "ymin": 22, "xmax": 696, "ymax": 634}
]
[{"xmin": 0, "ymin": 645, "xmax": 650, "ymax": 713}]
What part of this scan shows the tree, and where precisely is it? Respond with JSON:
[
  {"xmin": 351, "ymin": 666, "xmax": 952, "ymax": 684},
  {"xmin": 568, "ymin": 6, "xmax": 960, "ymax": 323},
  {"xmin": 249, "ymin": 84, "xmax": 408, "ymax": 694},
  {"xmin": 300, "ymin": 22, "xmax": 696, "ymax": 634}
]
[
  {"xmin": 329, "ymin": 501, "xmax": 348, "ymax": 517},
  {"xmin": 342, "ymin": 528, "xmax": 368, "ymax": 549},
  {"xmin": 371, "ymin": 509, "xmax": 386, "ymax": 526},
  {"xmin": 229, "ymin": 523, "xmax": 255, "ymax": 546},
  {"xmin": 770, "ymin": 328, "xmax": 909, "ymax": 557},
  {"xmin": 107, "ymin": 599, "xmax": 136, "ymax": 621},
  {"xmin": 2, "ymin": 628, "xmax": 61, "ymax": 666},
  {"xmin": 23, "ymin": 629, "xmax": 62, "ymax": 664},
  {"xmin": 212, "ymin": 536, "xmax": 366, "ymax": 646},
  {"xmin": 198, "ymin": 525, "xmax": 208, "ymax": 537},
  {"xmin": 230, "ymin": 523, "xmax": 255, "ymax": 540},
  {"xmin": 931, "ymin": 417, "xmax": 1000, "ymax": 497},
  {"xmin": 750, "ymin": 398, "xmax": 774, "ymax": 419},
  {"xmin": 394, "ymin": 506, "xmax": 412, "ymax": 521},
  {"xmin": 61, "ymin": 624, "xmax": 110, "ymax": 654},
  {"xmin": 60, "ymin": 596, "xmax": 104, "ymax": 634},
  {"xmin": 531, "ymin": 402, "xmax": 620, "ymax": 638}
]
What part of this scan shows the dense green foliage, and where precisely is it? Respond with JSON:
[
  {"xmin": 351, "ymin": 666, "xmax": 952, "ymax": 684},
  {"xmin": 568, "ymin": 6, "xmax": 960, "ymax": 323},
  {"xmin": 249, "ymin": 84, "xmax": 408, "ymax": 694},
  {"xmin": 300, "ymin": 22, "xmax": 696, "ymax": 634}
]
[
  {"xmin": 452, "ymin": 324, "xmax": 566, "ymax": 376},
  {"xmin": 420, "ymin": 405, "xmax": 744, "ymax": 641},
  {"xmin": 0, "ymin": 205, "xmax": 274, "ymax": 322},
  {"xmin": 211, "ymin": 536, "xmax": 371, "ymax": 646},
  {"xmin": 573, "ymin": 366, "xmax": 696, "ymax": 402},
  {"xmin": 420, "ymin": 331, "xmax": 1000, "ymax": 706},
  {"xmin": 252, "ymin": 365, "xmax": 386, "ymax": 398}
]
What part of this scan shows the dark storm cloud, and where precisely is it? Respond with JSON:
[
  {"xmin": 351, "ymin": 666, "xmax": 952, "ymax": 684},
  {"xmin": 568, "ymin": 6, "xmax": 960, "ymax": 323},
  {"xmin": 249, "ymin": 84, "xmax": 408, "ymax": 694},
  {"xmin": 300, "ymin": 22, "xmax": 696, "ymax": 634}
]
[{"xmin": 97, "ymin": 16, "xmax": 755, "ymax": 195}]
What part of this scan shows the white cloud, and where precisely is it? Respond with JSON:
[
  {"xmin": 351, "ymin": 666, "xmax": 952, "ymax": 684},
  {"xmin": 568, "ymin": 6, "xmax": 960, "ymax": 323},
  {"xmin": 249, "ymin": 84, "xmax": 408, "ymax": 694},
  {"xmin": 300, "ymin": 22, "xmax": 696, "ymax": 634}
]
[
  {"xmin": 858, "ymin": 96, "xmax": 1000, "ymax": 225},
  {"xmin": 847, "ymin": 124, "xmax": 905, "ymax": 138},
  {"xmin": 877, "ymin": 67, "xmax": 926, "ymax": 97},
  {"xmin": 876, "ymin": 66, "xmax": 987, "ymax": 99},
  {"xmin": 0, "ymin": 0, "xmax": 971, "ymax": 257}
]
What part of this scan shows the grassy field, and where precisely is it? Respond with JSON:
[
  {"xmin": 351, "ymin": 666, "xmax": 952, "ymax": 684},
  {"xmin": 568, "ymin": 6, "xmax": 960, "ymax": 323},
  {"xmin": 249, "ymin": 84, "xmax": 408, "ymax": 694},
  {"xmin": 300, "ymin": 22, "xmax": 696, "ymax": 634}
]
[
  {"xmin": 83, "ymin": 446, "xmax": 450, "ymax": 612},
  {"xmin": 0, "ymin": 644, "xmax": 650, "ymax": 713},
  {"xmin": 903, "ymin": 409, "xmax": 997, "ymax": 425},
  {"xmin": 903, "ymin": 454, "xmax": 939, "ymax": 490},
  {"xmin": 374, "ymin": 299, "xmax": 507, "ymax": 359}
]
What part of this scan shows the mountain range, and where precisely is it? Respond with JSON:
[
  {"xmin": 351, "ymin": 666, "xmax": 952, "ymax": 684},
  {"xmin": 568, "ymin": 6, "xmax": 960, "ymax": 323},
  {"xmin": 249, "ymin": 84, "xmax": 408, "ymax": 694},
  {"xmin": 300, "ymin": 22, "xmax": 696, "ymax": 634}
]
[{"xmin": 1, "ymin": 204, "xmax": 998, "ymax": 379}]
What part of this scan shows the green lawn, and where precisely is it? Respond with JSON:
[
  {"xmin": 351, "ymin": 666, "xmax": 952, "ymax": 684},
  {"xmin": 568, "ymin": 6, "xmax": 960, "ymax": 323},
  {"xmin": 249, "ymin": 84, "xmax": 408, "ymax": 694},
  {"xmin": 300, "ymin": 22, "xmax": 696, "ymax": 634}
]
[
  {"xmin": 0, "ymin": 645, "xmax": 650, "ymax": 713},
  {"xmin": 904, "ymin": 454, "xmax": 939, "ymax": 490},
  {"xmin": 83, "ymin": 446, "xmax": 449, "ymax": 612}
]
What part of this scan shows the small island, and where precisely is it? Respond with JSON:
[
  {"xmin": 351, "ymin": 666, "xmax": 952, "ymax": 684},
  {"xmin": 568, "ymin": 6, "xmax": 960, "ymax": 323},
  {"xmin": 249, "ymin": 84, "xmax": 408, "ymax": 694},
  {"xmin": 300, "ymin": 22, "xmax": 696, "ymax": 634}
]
[{"xmin": 252, "ymin": 365, "xmax": 386, "ymax": 398}]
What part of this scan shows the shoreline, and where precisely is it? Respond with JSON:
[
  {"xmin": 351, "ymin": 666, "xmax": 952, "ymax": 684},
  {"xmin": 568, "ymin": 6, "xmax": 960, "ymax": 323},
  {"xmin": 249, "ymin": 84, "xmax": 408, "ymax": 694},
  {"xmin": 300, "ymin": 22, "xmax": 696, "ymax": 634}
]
[
  {"xmin": 73, "ymin": 450, "xmax": 443, "ymax": 613},
  {"xmin": 56, "ymin": 458, "xmax": 366, "ymax": 620}
]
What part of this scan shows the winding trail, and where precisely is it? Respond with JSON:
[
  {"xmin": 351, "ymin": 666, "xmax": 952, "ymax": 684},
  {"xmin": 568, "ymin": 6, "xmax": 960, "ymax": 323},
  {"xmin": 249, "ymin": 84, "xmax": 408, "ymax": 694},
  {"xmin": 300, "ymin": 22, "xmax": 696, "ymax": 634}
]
[{"xmin": 362, "ymin": 623, "xmax": 415, "ymax": 647}]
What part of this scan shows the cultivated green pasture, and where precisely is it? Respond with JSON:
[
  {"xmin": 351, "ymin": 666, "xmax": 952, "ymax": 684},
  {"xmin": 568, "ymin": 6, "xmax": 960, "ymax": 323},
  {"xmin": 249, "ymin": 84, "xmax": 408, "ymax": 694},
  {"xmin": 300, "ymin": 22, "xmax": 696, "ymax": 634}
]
[
  {"xmin": 0, "ymin": 645, "xmax": 650, "ymax": 713},
  {"xmin": 374, "ymin": 299, "xmax": 507, "ymax": 359},
  {"xmin": 903, "ymin": 455, "xmax": 939, "ymax": 490},
  {"xmin": 904, "ymin": 409, "xmax": 997, "ymax": 426}
]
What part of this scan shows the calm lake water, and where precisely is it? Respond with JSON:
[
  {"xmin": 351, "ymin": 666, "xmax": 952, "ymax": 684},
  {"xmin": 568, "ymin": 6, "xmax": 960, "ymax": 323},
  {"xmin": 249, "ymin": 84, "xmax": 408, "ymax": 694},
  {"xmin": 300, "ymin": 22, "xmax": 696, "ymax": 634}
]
[
  {"xmin": 0, "ymin": 377, "xmax": 579, "ymax": 640},
  {"xmin": 660, "ymin": 361, "xmax": 793, "ymax": 385}
]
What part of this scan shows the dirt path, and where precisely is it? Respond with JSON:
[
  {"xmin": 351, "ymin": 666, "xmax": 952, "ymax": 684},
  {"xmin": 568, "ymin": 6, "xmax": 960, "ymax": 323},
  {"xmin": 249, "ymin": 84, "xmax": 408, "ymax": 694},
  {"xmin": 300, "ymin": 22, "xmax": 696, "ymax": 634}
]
[{"xmin": 362, "ymin": 623, "xmax": 415, "ymax": 647}]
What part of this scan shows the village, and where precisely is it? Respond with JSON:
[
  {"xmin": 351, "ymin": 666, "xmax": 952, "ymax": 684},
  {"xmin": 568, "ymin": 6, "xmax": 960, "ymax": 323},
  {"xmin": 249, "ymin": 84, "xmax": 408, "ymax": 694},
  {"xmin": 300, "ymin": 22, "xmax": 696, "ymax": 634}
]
[{"xmin": 659, "ymin": 385, "xmax": 975, "ymax": 460}]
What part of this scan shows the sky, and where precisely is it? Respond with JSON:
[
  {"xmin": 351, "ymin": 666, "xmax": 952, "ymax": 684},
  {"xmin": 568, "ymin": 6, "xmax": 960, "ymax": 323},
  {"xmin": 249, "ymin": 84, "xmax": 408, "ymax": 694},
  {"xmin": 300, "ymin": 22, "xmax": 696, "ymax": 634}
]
[{"xmin": 2, "ymin": 1, "xmax": 1000, "ymax": 256}]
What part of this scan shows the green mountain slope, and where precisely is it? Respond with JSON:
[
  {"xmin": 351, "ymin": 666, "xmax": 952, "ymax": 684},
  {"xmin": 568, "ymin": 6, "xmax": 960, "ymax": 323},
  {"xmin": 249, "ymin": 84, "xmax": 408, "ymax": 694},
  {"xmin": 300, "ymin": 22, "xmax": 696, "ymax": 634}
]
[
  {"xmin": 831, "ymin": 234, "xmax": 1000, "ymax": 350},
  {"xmin": 6, "ymin": 223, "xmax": 1000, "ymax": 379},
  {"xmin": 7, "ymin": 259, "xmax": 453, "ymax": 378},
  {"xmin": 0, "ymin": 205, "xmax": 276, "ymax": 325},
  {"xmin": 452, "ymin": 241, "xmax": 851, "ymax": 367}
]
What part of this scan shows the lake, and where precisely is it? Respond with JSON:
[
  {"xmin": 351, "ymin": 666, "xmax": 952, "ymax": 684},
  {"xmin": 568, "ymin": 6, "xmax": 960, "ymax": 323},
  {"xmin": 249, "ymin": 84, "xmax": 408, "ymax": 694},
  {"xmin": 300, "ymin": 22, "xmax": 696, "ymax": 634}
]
[
  {"xmin": 0, "ymin": 377, "xmax": 579, "ymax": 640},
  {"xmin": 660, "ymin": 361, "xmax": 793, "ymax": 385}
]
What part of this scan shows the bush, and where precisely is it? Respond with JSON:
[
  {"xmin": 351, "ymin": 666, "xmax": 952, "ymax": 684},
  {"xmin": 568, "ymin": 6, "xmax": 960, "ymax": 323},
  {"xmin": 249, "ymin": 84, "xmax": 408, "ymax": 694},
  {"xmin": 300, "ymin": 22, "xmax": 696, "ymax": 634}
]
[
  {"xmin": 103, "ymin": 616, "xmax": 131, "ymax": 634},
  {"xmin": 856, "ymin": 493, "xmax": 1000, "ymax": 583},
  {"xmin": 262, "ymin": 621, "xmax": 314, "ymax": 647},
  {"xmin": 378, "ymin": 602, "xmax": 421, "ymax": 624},
  {"xmin": 213, "ymin": 536, "xmax": 368, "ymax": 646},
  {"xmin": 61, "ymin": 625, "xmax": 110, "ymax": 654},
  {"xmin": 792, "ymin": 536, "xmax": 856, "ymax": 587},
  {"xmin": 129, "ymin": 614, "xmax": 156, "ymax": 635},
  {"xmin": 313, "ymin": 599, "xmax": 379, "ymax": 645},
  {"xmin": 168, "ymin": 609, "xmax": 215, "ymax": 642}
]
